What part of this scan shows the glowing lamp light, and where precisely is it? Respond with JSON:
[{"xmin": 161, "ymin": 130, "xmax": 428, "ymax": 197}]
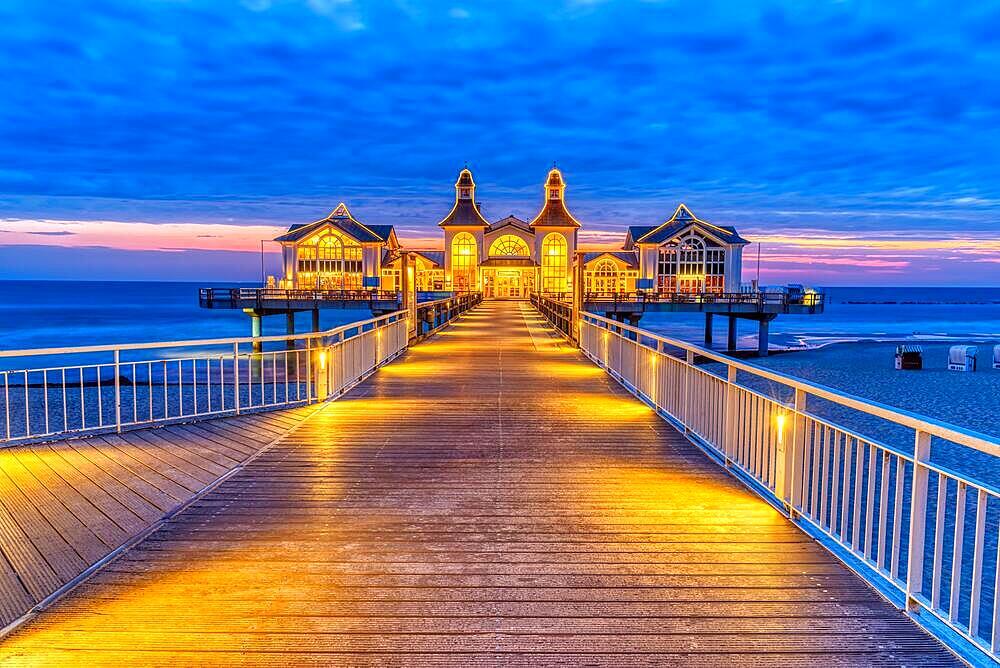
[
  {"xmin": 318, "ymin": 351, "xmax": 327, "ymax": 371},
  {"xmin": 775, "ymin": 413, "xmax": 786, "ymax": 445}
]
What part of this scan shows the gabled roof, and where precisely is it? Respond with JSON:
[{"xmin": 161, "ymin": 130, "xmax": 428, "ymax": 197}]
[
  {"xmin": 274, "ymin": 202, "xmax": 395, "ymax": 244},
  {"xmin": 633, "ymin": 204, "xmax": 749, "ymax": 246},
  {"xmin": 438, "ymin": 167, "xmax": 490, "ymax": 228},
  {"xmin": 412, "ymin": 250, "xmax": 444, "ymax": 267},
  {"xmin": 583, "ymin": 251, "xmax": 639, "ymax": 269},
  {"xmin": 624, "ymin": 226, "xmax": 657, "ymax": 249},
  {"xmin": 529, "ymin": 168, "xmax": 582, "ymax": 229},
  {"xmin": 488, "ymin": 215, "xmax": 533, "ymax": 235},
  {"xmin": 382, "ymin": 249, "xmax": 445, "ymax": 268}
]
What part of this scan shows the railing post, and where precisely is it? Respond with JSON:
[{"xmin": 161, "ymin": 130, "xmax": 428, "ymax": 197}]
[
  {"xmin": 306, "ymin": 335, "xmax": 314, "ymax": 403},
  {"xmin": 906, "ymin": 429, "xmax": 931, "ymax": 610},
  {"xmin": 233, "ymin": 342, "xmax": 241, "ymax": 415},
  {"xmin": 113, "ymin": 348, "xmax": 122, "ymax": 433},
  {"xmin": 723, "ymin": 364, "xmax": 737, "ymax": 464},
  {"xmin": 682, "ymin": 350, "xmax": 695, "ymax": 433},
  {"xmin": 780, "ymin": 388, "xmax": 807, "ymax": 511}
]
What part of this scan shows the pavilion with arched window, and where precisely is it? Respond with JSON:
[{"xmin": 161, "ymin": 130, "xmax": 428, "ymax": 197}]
[
  {"xmin": 625, "ymin": 204, "xmax": 748, "ymax": 295},
  {"xmin": 582, "ymin": 252, "xmax": 639, "ymax": 295},
  {"xmin": 275, "ymin": 202, "xmax": 398, "ymax": 292}
]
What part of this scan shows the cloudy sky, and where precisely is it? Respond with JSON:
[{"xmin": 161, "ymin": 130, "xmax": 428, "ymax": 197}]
[{"xmin": 1, "ymin": 0, "xmax": 998, "ymax": 284}]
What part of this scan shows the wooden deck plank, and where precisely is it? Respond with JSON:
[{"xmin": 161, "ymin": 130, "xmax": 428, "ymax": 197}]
[
  {"xmin": 46, "ymin": 441, "xmax": 163, "ymax": 526},
  {"xmin": 0, "ymin": 409, "xmax": 315, "ymax": 630},
  {"xmin": 170, "ymin": 424, "xmax": 255, "ymax": 459},
  {"xmin": 10, "ymin": 449, "xmax": 127, "ymax": 548},
  {"xmin": 124, "ymin": 430, "xmax": 229, "ymax": 478},
  {"xmin": 0, "ymin": 461, "xmax": 89, "ymax": 580},
  {"xmin": 0, "ymin": 302, "xmax": 956, "ymax": 665},
  {"xmin": 72, "ymin": 437, "xmax": 190, "ymax": 511},
  {"xmin": 158, "ymin": 425, "xmax": 250, "ymax": 463},
  {"xmin": 99, "ymin": 433, "xmax": 212, "ymax": 492}
]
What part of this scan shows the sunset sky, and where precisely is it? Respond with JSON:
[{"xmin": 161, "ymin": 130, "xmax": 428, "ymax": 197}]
[{"xmin": 1, "ymin": 1, "xmax": 998, "ymax": 285}]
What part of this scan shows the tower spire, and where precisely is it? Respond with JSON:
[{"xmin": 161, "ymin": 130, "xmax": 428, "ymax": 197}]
[{"xmin": 437, "ymin": 165, "xmax": 490, "ymax": 227}]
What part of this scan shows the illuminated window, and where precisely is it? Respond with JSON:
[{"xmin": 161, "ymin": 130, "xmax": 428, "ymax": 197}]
[
  {"xmin": 451, "ymin": 233, "xmax": 477, "ymax": 291},
  {"xmin": 587, "ymin": 259, "xmax": 620, "ymax": 293},
  {"xmin": 297, "ymin": 232, "xmax": 363, "ymax": 289},
  {"xmin": 549, "ymin": 189, "xmax": 559, "ymax": 200},
  {"xmin": 488, "ymin": 235, "xmax": 529, "ymax": 257},
  {"xmin": 381, "ymin": 268, "xmax": 400, "ymax": 291},
  {"xmin": 541, "ymin": 233, "xmax": 567, "ymax": 294},
  {"xmin": 657, "ymin": 245, "xmax": 677, "ymax": 277},
  {"xmin": 679, "ymin": 236, "xmax": 704, "ymax": 276},
  {"xmin": 657, "ymin": 233, "xmax": 725, "ymax": 294},
  {"xmin": 460, "ymin": 188, "xmax": 471, "ymax": 199}
]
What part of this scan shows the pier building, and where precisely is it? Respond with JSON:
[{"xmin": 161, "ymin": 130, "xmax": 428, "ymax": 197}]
[
  {"xmin": 200, "ymin": 165, "xmax": 822, "ymax": 355},
  {"xmin": 274, "ymin": 202, "xmax": 399, "ymax": 291}
]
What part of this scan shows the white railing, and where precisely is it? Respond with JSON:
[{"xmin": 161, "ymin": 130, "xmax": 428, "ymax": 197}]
[
  {"xmin": 571, "ymin": 308, "xmax": 1000, "ymax": 665},
  {"xmin": 0, "ymin": 311, "xmax": 409, "ymax": 446}
]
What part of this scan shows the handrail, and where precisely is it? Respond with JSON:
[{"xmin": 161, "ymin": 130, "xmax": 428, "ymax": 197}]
[
  {"xmin": 582, "ymin": 290, "xmax": 825, "ymax": 307},
  {"xmin": 0, "ymin": 310, "xmax": 407, "ymax": 359},
  {"xmin": 1, "ymin": 292, "xmax": 482, "ymax": 447},
  {"xmin": 200, "ymin": 287, "xmax": 401, "ymax": 302},
  {"xmin": 533, "ymin": 293, "xmax": 1000, "ymax": 664},
  {"xmin": 581, "ymin": 310, "xmax": 999, "ymax": 457}
]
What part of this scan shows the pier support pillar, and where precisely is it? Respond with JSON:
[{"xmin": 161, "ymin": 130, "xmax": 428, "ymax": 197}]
[
  {"xmin": 757, "ymin": 319, "xmax": 770, "ymax": 357},
  {"xmin": 727, "ymin": 316, "xmax": 738, "ymax": 352},
  {"xmin": 311, "ymin": 308, "xmax": 320, "ymax": 333},
  {"xmin": 704, "ymin": 313, "xmax": 714, "ymax": 347},
  {"xmin": 285, "ymin": 312, "xmax": 295, "ymax": 350},
  {"xmin": 250, "ymin": 314, "xmax": 263, "ymax": 354}
]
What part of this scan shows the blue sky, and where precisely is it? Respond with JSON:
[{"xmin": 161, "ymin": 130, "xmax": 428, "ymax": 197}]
[{"xmin": 1, "ymin": 1, "xmax": 999, "ymax": 284}]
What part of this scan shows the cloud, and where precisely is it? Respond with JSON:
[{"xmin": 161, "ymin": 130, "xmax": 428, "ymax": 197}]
[{"xmin": 0, "ymin": 1, "xmax": 997, "ymax": 283}]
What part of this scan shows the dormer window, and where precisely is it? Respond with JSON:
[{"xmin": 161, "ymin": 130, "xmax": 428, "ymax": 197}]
[
  {"xmin": 549, "ymin": 189, "xmax": 559, "ymax": 200},
  {"xmin": 460, "ymin": 188, "xmax": 471, "ymax": 199}
]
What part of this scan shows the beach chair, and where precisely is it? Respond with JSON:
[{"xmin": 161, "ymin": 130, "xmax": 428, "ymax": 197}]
[
  {"xmin": 948, "ymin": 345, "xmax": 977, "ymax": 372},
  {"xmin": 894, "ymin": 345, "xmax": 922, "ymax": 370},
  {"xmin": 994, "ymin": 345, "xmax": 1000, "ymax": 370}
]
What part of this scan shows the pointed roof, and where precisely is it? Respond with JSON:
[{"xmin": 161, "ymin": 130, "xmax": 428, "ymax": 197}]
[
  {"xmin": 437, "ymin": 167, "xmax": 490, "ymax": 228},
  {"xmin": 529, "ymin": 168, "xmax": 581, "ymax": 228},
  {"xmin": 632, "ymin": 203, "xmax": 749, "ymax": 246},
  {"xmin": 273, "ymin": 202, "xmax": 396, "ymax": 244}
]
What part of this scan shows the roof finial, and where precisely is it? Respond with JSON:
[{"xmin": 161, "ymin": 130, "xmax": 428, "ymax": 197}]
[{"xmin": 552, "ymin": 160, "xmax": 557, "ymax": 169}]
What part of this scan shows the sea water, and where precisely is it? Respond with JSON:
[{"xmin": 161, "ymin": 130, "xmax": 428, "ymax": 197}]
[{"xmin": 0, "ymin": 280, "xmax": 374, "ymax": 351}]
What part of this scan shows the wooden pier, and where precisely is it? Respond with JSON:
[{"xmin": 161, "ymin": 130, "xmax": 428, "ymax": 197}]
[{"xmin": 0, "ymin": 301, "xmax": 956, "ymax": 665}]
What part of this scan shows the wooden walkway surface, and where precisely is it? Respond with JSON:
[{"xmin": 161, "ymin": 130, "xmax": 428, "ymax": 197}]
[
  {"xmin": 0, "ymin": 405, "xmax": 321, "ymax": 631},
  {"xmin": 0, "ymin": 301, "xmax": 956, "ymax": 666}
]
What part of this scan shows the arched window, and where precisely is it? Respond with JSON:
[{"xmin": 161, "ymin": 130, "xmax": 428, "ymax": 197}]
[
  {"xmin": 451, "ymin": 232, "xmax": 477, "ymax": 291},
  {"xmin": 679, "ymin": 236, "xmax": 704, "ymax": 276},
  {"xmin": 656, "ymin": 233, "xmax": 725, "ymax": 294},
  {"xmin": 297, "ymin": 231, "xmax": 362, "ymax": 290},
  {"xmin": 591, "ymin": 259, "xmax": 620, "ymax": 293},
  {"xmin": 317, "ymin": 235, "xmax": 343, "ymax": 274},
  {"xmin": 489, "ymin": 235, "xmax": 529, "ymax": 257},
  {"xmin": 541, "ymin": 233, "xmax": 568, "ymax": 294}
]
